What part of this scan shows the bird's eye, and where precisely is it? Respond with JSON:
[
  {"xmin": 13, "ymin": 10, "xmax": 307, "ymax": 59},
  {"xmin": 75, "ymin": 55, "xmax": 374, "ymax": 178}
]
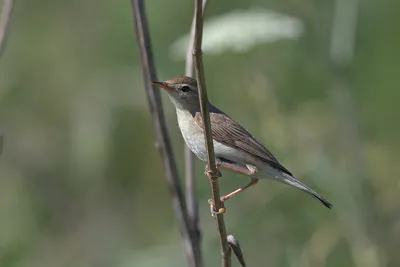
[{"xmin": 181, "ymin": 86, "xmax": 190, "ymax": 92}]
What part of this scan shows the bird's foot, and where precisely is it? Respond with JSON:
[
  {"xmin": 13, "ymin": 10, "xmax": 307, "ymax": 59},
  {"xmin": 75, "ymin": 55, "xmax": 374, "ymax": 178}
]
[
  {"xmin": 204, "ymin": 162, "xmax": 222, "ymax": 178},
  {"xmin": 208, "ymin": 198, "xmax": 226, "ymax": 219}
]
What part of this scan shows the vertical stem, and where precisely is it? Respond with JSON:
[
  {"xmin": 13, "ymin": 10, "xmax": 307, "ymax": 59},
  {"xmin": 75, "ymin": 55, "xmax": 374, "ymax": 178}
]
[
  {"xmin": 192, "ymin": 0, "xmax": 231, "ymax": 266},
  {"xmin": 184, "ymin": 2, "xmax": 207, "ymax": 266},
  {"xmin": 329, "ymin": 0, "xmax": 381, "ymax": 266},
  {"xmin": 185, "ymin": 14, "xmax": 198, "ymax": 248},
  {"xmin": 0, "ymin": 0, "xmax": 14, "ymax": 59}
]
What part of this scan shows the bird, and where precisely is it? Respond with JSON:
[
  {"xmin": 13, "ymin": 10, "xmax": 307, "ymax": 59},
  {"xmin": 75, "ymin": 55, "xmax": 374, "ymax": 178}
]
[{"xmin": 152, "ymin": 76, "xmax": 332, "ymax": 209}]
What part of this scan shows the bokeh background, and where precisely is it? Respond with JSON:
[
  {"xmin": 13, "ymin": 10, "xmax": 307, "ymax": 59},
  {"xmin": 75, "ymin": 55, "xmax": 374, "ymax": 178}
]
[{"xmin": 0, "ymin": 0, "xmax": 399, "ymax": 266}]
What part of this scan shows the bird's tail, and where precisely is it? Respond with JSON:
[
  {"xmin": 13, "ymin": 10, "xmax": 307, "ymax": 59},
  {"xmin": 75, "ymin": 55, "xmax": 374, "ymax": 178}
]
[{"xmin": 280, "ymin": 173, "xmax": 333, "ymax": 209}]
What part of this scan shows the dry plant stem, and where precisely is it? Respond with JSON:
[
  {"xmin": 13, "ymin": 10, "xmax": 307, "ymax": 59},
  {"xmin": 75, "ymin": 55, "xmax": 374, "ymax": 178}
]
[
  {"xmin": 130, "ymin": 1, "xmax": 202, "ymax": 266},
  {"xmin": 184, "ymin": 0, "xmax": 207, "ymax": 256},
  {"xmin": 184, "ymin": 147, "xmax": 196, "ymax": 225},
  {"xmin": 0, "ymin": 0, "xmax": 14, "ymax": 59},
  {"xmin": 184, "ymin": 7, "xmax": 197, "ymax": 238},
  {"xmin": 192, "ymin": 0, "xmax": 231, "ymax": 266}
]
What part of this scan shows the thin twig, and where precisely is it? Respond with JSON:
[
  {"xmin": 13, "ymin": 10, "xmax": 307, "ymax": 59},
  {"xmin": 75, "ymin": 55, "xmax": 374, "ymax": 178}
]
[
  {"xmin": 184, "ymin": 0, "xmax": 208, "ymax": 262},
  {"xmin": 185, "ymin": 0, "xmax": 207, "ymax": 76},
  {"xmin": 192, "ymin": 0, "xmax": 231, "ymax": 266},
  {"xmin": 130, "ymin": 1, "xmax": 202, "ymax": 266},
  {"xmin": 0, "ymin": 0, "xmax": 14, "ymax": 60}
]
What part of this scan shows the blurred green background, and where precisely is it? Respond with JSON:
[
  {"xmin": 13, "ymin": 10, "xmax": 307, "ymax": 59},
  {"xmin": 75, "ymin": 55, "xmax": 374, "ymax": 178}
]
[{"xmin": 0, "ymin": 0, "xmax": 399, "ymax": 266}]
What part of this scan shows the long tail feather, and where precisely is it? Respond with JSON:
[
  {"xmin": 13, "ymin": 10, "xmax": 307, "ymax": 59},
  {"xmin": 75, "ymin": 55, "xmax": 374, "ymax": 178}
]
[{"xmin": 281, "ymin": 173, "xmax": 333, "ymax": 209}]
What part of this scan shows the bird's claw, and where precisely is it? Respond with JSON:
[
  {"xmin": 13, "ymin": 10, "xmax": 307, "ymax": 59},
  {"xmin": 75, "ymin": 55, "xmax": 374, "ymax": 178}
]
[
  {"xmin": 204, "ymin": 162, "xmax": 222, "ymax": 178},
  {"xmin": 208, "ymin": 198, "xmax": 226, "ymax": 219},
  {"xmin": 204, "ymin": 169, "xmax": 222, "ymax": 178},
  {"xmin": 216, "ymin": 161, "xmax": 222, "ymax": 168}
]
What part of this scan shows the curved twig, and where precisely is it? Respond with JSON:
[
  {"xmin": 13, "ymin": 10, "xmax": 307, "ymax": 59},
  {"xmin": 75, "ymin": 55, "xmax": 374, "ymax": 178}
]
[{"xmin": 130, "ymin": 1, "xmax": 202, "ymax": 266}]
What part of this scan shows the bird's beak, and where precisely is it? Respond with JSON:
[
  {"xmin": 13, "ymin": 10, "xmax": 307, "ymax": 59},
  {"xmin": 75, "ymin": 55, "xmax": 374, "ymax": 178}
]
[{"xmin": 152, "ymin": 81, "xmax": 173, "ymax": 92}]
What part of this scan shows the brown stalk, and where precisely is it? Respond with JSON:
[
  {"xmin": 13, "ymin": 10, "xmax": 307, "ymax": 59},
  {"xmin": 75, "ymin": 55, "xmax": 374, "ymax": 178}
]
[{"xmin": 192, "ymin": 0, "xmax": 231, "ymax": 266}]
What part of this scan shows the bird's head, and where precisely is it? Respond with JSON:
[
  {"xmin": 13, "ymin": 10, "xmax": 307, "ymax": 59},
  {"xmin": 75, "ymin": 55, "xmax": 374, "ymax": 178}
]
[{"xmin": 152, "ymin": 76, "xmax": 200, "ymax": 110}]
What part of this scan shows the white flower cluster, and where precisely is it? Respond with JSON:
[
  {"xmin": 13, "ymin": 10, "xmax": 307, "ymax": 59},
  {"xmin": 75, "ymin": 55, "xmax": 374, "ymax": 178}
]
[{"xmin": 169, "ymin": 8, "xmax": 303, "ymax": 59}]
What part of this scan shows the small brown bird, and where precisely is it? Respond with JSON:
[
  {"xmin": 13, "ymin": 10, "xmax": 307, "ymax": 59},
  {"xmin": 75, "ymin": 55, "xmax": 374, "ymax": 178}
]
[{"xmin": 152, "ymin": 76, "xmax": 332, "ymax": 209}]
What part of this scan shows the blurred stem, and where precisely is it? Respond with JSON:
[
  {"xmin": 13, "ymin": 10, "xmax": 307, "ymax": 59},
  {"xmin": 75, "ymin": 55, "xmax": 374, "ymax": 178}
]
[
  {"xmin": 0, "ymin": 0, "xmax": 14, "ymax": 60},
  {"xmin": 130, "ymin": 1, "xmax": 202, "ymax": 267},
  {"xmin": 329, "ymin": 0, "xmax": 381, "ymax": 266},
  {"xmin": 192, "ymin": 0, "xmax": 231, "ymax": 266},
  {"xmin": 329, "ymin": 0, "xmax": 363, "ymax": 182},
  {"xmin": 184, "ymin": 0, "xmax": 207, "ymax": 263}
]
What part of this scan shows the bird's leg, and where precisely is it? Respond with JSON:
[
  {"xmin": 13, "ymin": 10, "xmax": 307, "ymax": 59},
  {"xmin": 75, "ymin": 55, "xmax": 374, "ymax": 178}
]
[
  {"xmin": 218, "ymin": 162, "xmax": 259, "ymax": 202},
  {"xmin": 221, "ymin": 177, "xmax": 259, "ymax": 202},
  {"xmin": 209, "ymin": 176, "xmax": 259, "ymax": 218},
  {"xmin": 206, "ymin": 161, "xmax": 259, "ymax": 217},
  {"xmin": 205, "ymin": 160, "xmax": 225, "ymax": 218},
  {"xmin": 204, "ymin": 160, "xmax": 223, "ymax": 178}
]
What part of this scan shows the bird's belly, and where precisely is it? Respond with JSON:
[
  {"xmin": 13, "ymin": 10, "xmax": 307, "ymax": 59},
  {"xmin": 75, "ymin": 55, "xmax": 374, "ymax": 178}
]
[
  {"xmin": 179, "ymin": 121, "xmax": 234, "ymax": 162},
  {"xmin": 181, "ymin": 127, "xmax": 258, "ymax": 168},
  {"xmin": 177, "ymin": 115, "xmax": 209, "ymax": 161},
  {"xmin": 181, "ymin": 130, "xmax": 208, "ymax": 161}
]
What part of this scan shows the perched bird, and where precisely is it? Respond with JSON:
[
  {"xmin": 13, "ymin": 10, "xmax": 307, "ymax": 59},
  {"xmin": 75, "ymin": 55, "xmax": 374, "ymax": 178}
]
[{"xmin": 152, "ymin": 76, "xmax": 332, "ymax": 209}]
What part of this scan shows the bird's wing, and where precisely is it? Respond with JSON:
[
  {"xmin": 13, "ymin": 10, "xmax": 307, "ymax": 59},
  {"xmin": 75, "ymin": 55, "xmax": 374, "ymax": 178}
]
[{"xmin": 194, "ymin": 110, "xmax": 292, "ymax": 176}]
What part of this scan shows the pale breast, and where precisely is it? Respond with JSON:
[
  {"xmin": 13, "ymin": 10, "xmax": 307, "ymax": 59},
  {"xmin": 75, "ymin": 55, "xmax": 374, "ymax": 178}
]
[{"xmin": 176, "ymin": 109, "xmax": 208, "ymax": 161}]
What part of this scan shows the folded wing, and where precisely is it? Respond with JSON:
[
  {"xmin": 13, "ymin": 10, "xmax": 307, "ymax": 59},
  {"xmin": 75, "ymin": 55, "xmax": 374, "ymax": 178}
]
[{"xmin": 194, "ymin": 108, "xmax": 292, "ymax": 176}]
